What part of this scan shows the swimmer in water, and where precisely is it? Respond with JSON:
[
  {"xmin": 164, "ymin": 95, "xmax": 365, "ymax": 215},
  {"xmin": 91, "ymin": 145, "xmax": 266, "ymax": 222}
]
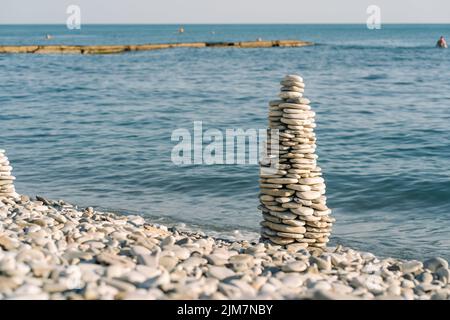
[{"xmin": 436, "ymin": 36, "xmax": 448, "ymax": 48}]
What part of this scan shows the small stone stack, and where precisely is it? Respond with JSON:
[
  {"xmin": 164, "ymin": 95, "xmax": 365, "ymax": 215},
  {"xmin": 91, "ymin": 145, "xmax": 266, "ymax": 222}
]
[
  {"xmin": 259, "ymin": 75, "xmax": 334, "ymax": 250},
  {"xmin": 0, "ymin": 149, "xmax": 19, "ymax": 199}
]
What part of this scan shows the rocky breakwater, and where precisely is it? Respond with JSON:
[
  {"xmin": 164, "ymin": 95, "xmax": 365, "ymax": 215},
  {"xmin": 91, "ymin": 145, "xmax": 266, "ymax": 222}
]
[
  {"xmin": 259, "ymin": 75, "xmax": 333, "ymax": 250},
  {"xmin": 0, "ymin": 40, "xmax": 314, "ymax": 55},
  {"xmin": 1, "ymin": 196, "xmax": 450, "ymax": 300},
  {"xmin": 0, "ymin": 150, "xmax": 19, "ymax": 200}
]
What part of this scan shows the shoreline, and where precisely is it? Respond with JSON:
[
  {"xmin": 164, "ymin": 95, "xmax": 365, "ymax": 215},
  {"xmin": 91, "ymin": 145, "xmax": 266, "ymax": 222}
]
[
  {"xmin": 0, "ymin": 40, "xmax": 314, "ymax": 54},
  {"xmin": 1, "ymin": 195, "xmax": 449, "ymax": 300}
]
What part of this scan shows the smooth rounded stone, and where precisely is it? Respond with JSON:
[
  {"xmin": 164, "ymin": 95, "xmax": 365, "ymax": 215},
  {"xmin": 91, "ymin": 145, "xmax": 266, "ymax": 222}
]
[
  {"xmin": 260, "ymin": 183, "xmax": 283, "ymax": 189},
  {"xmin": 261, "ymin": 201, "xmax": 279, "ymax": 206},
  {"xmin": 298, "ymin": 177, "xmax": 324, "ymax": 185},
  {"xmin": 310, "ymin": 183, "xmax": 326, "ymax": 192},
  {"xmin": 260, "ymin": 189, "xmax": 295, "ymax": 197},
  {"xmin": 412, "ymin": 270, "xmax": 431, "ymax": 285},
  {"xmin": 283, "ymin": 153, "xmax": 306, "ymax": 160},
  {"xmin": 160, "ymin": 235, "xmax": 175, "ymax": 247},
  {"xmin": 283, "ymin": 113, "xmax": 311, "ymax": 120},
  {"xmin": 291, "ymin": 144, "xmax": 316, "ymax": 151},
  {"xmin": 269, "ymin": 99, "xmax": 284, "ymax": 106},
  {"xmin": 292, "ymin": 163, "xmax": 316, "ymax": 170},
  {"xmin": 265, "ymin": 205, "xmax": 287, "ymax": 212},
  {"xmin": 261, "ymin": 227, "xmax": 277, "ymax": 237},
  {"xmin": 290, "ymin": 207, "xmax": 314, "ymax": 216},
  {"xmin": 290, "ymin": 158, "xmax": 316, "ymax": 164},
  {"xmin": 296, "ymin": 191, "xmax": 322, "ymax": 200},
  {"xmin": 261, "ymin": 221, "xmax": 306, "ymax": 234},
  {"xmin": 262, "ymin": 213, "xmax": 281, "ymax": 223},
  {"xmin": 0, "ymin": 234, "xmax": 20, "ymax": 250},
  {"xmin": 103, "ymin": 278, "xmax": 136, "ymax": 293},
  {"xmin": 122, "ymin": 289, "xmax": 162, "ymax": 300},
  {"xmin": 281, "ymin": 86, "xmax": 304, "ymax": 93},
  {"xmin": 130, "ymin": 245, "xmax": 151, "ymax": 257},
  {"xmin": 280, "ymin": 118, "xmax": 309, "ymax": 126},
  {"xmin": 0, "ymin": 175, "xmax": 15, "ymax": 180},
  {"xmin": 276, "ymin": 231, "xmax": 304, "ymax": 239},
  {"xmin": 228, "ymin": 254, "xmax": 254, "ymax": 266},
  {"xmin": 172, "ymin": 247, "xmax": 191, "ymax": 260},
  {"xmin": 321, "ymin": 216, "xmax": 335, "ymax": 223},
  {"xmin": 286, "ymin": 184, "xmax": 311, "ymax": 192},
  {"xmin": 436, "ymin": 267, "xmax": 450, "ymax": 284},
  {"xmin": 313, "ymin": 195, "xmax": 327, "ymax": 203},
  {"xmin": 431, "ymin": 289, "xmax": 449, "ymax": 300},
  {"xmin": 118, "ymin": 270, "xmax": 149, "ymax": 285},
  {"xmin": 416, "ymin": 283, "xmax": 441, "ymax": 293},
  {"xmin": 309, "ymin": 242, "xmax": 328, "ymax": 248},
  {"xmin": 298, "ymin": 215, "xmax": 323, "ymax": 223},
  {"xmin": 279, "ymin": 91, "xmax": 302, "ymax": 99},
  {"xmin": 282, "ymin": 219, "xmax": 305, "ymax": 227},
  {"xmin": 207, "ymin": 266, "xmax": 235, "ymax": 280},
  {"xmin": 423, "ymin": 257, "xmax": 449, "ymax": 272},
  {"xmin": 311, "ymin": 203, "xmax": 329, "ymax": 211},
  {"xmin": 280, "ymin": 274, "xmax": 305, "ymax": 289},
  {"xmin": 269, "ymin": 111, "xmax": 283, "ymax": 116},
  {"xmin": 278, "ymin": 131, "xmax": 295, "ymax": 138},
  {"xmin": 282, "ymin": 261, "xmax": 308, "ymax": 272},
  {"xmin": 159, "ymin": 255, "xmax": 179, "ymax": 271},
  {"xmin": 275, "ymin": 197, "xmax": 293, "ymax": 204},
  {"xmin": 179, "ymin": 256, "xmax": 207, "ymax": 270},
  {"xmin": 260, "ymin": 195, "xmax": 275, "ymax": 202},
  {"xmin": 279, "ymin": 103, "xmax": 311, "ymax": 111},
  {"xmin": 266, "ymin": 178, "xmax": 298, "ymax": 184},
  {"xmin": 286, "ymin": 242, "xmax": 309, "ymax": 252},
  {"xmin": 295, "ymin": 198, "xmax": 313, "ymax": 206},
  {"xmin": 310, "ymin": 256, "xmax": 332, "ymax": 271},
  {"xmin": 267, "ymin": 210, "xmax": 298, "ymax": 220},
  {"xmin": 16, "ymin": 248, "xmax": 46, "ymax": 263},
  {"xmin": 295, "ymin": 238, "xmax": 317, "ymax": 244},
  {"xmin": 244, "ymin": 243, "xmax": 266, "ymax": 256},
  {"xmin": 293, "ymin": 98, "xmax": 311, "ymax": 105},
  {"xmin": 267, "ymin": 236, "xmax": 295, "ymax": 245},
  {"xmin": 97, "ymin": 252, "xmax": 136, "ymax": 269},
  {"xmin": 284, "ymin": 75, "xmax": 303, "ymax": 82},
  {"xmin": 280, "ymin": 78, "xmax": 304, "ymax": 87},
  {"xmin": 281, "ymin": 202, "xmax": 303, "ymax": 209},
  {"xmin": 314, "ymin": 209, "xmax": 332, "ymax": 217},
  {"xmin": 306, "ymin": 226, "xmax": 331, "ymax": 233},
  {"xmin": 305, "ymin": 232, "xmax": 330, "ymax": 239}
]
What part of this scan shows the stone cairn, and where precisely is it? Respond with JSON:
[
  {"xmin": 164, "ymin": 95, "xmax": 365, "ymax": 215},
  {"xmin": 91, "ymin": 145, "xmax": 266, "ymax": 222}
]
[
  {"xmin": 259, "ymin": 75, "xmax": 334, "ymax": 250},
  {"xmin": 0, "ymin": 149, "xmax": 19, "ymax": 199}
]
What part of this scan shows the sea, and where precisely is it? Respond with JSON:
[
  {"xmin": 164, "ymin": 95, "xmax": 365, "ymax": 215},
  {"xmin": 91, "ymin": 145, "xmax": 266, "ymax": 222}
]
[{"xmin": 1, "ymin": 24, "xmax": 450, "ymax": 260}]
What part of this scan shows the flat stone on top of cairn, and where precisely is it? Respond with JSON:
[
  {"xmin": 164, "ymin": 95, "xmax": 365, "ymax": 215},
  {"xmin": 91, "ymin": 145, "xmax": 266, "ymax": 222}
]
[
  {"xmin": 0, "ymin": 149, "xmax": 19, "ymax": 200},
  {"xmin": 259, "ymin": 75, "xmax": 334, "ymax": 250}
]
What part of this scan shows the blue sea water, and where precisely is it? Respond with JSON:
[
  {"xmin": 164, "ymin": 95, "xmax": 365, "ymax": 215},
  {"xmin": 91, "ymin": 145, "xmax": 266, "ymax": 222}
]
[{"xmin": 1, "ymin": 24, "xmax": 450, "ymax": 260}]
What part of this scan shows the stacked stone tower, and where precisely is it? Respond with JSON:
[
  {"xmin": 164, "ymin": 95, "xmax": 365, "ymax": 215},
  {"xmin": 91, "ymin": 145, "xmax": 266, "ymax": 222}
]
[
  {"xmin": 259, "ymin": 75, "xmax": 334, "ymax": 249},
  {"xmin": 0, "ymin": 149, "xmax": 19, "ymax": 199}
]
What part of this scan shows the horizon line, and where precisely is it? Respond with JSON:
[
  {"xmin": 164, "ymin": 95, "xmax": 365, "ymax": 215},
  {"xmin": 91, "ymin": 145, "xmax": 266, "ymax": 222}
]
[{"xmin": 1, "ymin": 22, "xmax": 450, "ymax": 25}]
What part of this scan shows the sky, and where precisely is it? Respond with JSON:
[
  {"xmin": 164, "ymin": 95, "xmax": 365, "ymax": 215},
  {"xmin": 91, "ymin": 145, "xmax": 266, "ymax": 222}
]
[{"xmin": 1, "ymin": 0, "xmax": 449, "ymax": 24}]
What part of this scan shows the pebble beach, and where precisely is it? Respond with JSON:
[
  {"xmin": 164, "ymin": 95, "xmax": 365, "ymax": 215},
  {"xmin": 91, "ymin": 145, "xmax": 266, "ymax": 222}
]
[{"xmin": 1, "ymin": 195, "xmax": 450, "ymax": 300}]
